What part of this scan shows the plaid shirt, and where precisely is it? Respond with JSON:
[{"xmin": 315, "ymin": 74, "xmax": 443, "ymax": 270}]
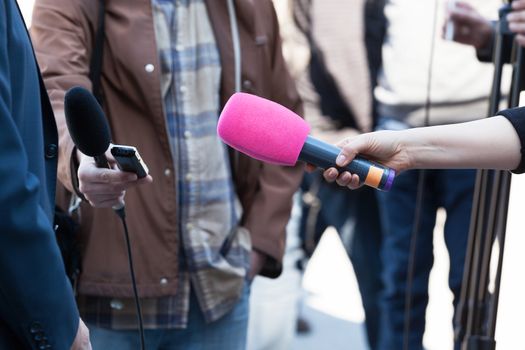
[{"xmin": 78, "ymin": 0, "xmax": 251, "ymax": 329}]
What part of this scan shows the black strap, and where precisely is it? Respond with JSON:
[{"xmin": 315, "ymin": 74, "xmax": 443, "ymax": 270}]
[
  {"xmin": 66, "ymin": 0, "xmax": 105, "ymax": 198},
  {"xmin": 89, "ymin": 0, "xmax": 105, "ymax": 106}
]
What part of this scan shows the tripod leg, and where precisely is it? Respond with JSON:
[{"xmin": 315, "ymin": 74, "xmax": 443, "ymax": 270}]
[
  {"xmin": 462, "ymin": 16, "xmax": 525, "ymax": 350},
  {"xmin": 486, "ymin": 44, "xmax": 525, "ymax": 341},
  {"xmin": 459, "ymin": 4, "xmax": 515, "ymax": 349}
]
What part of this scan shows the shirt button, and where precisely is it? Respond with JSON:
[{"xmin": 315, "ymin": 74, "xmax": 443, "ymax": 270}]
[
  {"xmin": 180, "ymin": 85, "xmax": 187, "ymax": 94},
  {"xmin": 164, "ymin": 168, "xmax": 171, "ymax": 177},
  {"xmin": 184, "ymin": 130, "xmax": 192, "ymax": 139},
  {"xmin": 186, "ymin": 223, "xmax": 193, "ymax": 230},
  {"xmin": 242, "ymin": 79, "xmax": 253, "ymax": 91},
  {"xmin": 185, "ymin": 173, "xmax": 193, "ymax": 181},
  {"xmin": 110, "ymin": 299, "xmax": 124, "ymax": 310},
  {"xmin": 175, "ymin": 44, "xmax": 184, "ymax": 52},
  {"xmin": 160, "ymin": 278, "xmax": 168, "ymax": 285},
  {"xmin": 145, "ymin": 63, "xmax": 155, "ymax": 73},
  {"xmin": 45, "ymin": 144, "xmax": 58, "ymax": 159}
]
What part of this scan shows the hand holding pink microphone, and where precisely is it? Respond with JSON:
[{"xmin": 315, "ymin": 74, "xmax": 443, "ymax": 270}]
[{"xmin": 217, "ymin": 93, "xmax": 395, "ymax": 191}]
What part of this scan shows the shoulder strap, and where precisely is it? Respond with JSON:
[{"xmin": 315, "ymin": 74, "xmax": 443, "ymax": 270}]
[{"xmin": 89, "ymin": 0, "xmax": 105, "ymax": 106}]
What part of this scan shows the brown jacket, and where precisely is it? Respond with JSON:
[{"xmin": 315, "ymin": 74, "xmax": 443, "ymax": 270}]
[{"xmin": 31, "ymin": 0, "xmax": 303, "ymax": 298}]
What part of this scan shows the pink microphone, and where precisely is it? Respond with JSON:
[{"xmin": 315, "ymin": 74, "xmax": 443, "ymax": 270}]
[{"xmin": 217, "ymin": 93, "xmax": 395, "ymax": 191}]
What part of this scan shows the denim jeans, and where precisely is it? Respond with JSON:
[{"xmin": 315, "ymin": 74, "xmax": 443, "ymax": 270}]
[
  {"xmin": 88, "ymin": 282, "xmax": 250, "ymax": 350},
  {"xmin": 376, "ymin": 169, "xmax": 475, "ymax": 350},
  {"xmin": 300, "ymin": 172, "xmax": 383, "ymax": 350}
]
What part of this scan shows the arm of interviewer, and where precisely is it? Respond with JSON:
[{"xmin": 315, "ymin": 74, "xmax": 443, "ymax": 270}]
[{"xmin": 323, "ymin": 116, "xmax": 522, "ymax": 189}]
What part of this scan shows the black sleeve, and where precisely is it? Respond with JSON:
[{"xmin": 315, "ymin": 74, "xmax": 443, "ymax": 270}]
[{"xmin": 498, "ymin": 106, "xmax": 525, "ymax": 173}]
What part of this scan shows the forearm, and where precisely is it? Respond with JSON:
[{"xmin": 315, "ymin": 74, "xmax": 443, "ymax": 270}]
[{"xmin": 404, "ymin": 116, "xmax": 521, "ymax": 170}]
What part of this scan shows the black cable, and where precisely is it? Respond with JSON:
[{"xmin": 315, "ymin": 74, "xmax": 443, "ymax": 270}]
[
  {"xmin": 114, "ymin": 207, "xmax": 146, "ymax": 350},
  {"xmin": 402, "ymin": 2, "xmax": 438, "ymax": 349}
]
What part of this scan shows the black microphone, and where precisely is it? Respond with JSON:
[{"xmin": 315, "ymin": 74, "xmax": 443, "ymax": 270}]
[
  {"xmin": 64, "ymin": 86, "xmax": 111, "ymax": 169},
  {"xmin": 64, "ymin": 86, "xmax": 125, "ymax": 210}
]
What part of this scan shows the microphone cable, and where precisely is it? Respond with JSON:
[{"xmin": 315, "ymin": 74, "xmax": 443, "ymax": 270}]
[
  {"xmin": 114, "ymin": 206, "xmax": 146, "ymax": 350},
  {"xmin": 402, "ymin": 1, "xmax": 439, "ymax": 349},
  {"xmin": 63, "ymin": 86, "xmax": 146, "ymax": 348}
]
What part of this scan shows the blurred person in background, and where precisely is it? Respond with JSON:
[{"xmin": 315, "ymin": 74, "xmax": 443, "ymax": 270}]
[
  {"xmin": 30, "ymin": 0, "xmax": 303, "ymax": 349},
  {"xmin": 246, "ymin": 1, "xmax": 386, "ymax": 349},
  {"xmin": 372, "ymin": 1, "xmax": 504, "ymax": 349},
  {"xmin": 292, "ymin": 1, "xmax": 386, "ymax": 349}
]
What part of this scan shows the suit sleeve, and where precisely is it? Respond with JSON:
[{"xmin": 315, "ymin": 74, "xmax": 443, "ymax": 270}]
[
  {"xmin": 0, "ymin": 5, "xmax": 79, "ymax": 349},
  {"xmin": 243, "ymin": 2, "xmax": 304, "ymax": 278}
]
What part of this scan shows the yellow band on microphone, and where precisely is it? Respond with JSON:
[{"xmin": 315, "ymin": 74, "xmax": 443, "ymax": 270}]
[{"xmin": 364, "ymin": 166, "xmax": 384, "ymax": 188}]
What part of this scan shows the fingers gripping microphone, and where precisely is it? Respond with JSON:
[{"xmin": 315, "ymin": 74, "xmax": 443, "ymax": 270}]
[
  {"xmin": 217, "ymin": 93, "xmax": 395, "ymax": 191},
  {"xmin": 64, "ymin": 86, "xmax": 111, "ymax": 169},
  {"xmin": 65, "ymin": 87, "xmax": 124, "ymax": 211}
]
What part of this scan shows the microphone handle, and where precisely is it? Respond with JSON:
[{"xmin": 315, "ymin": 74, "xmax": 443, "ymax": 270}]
[
  {"xmin": 94, "ymin": 154, "xmax": 111, "ymax": 169},
  {"xmin": 299, "ymin": 136, "xmax": 395, "ymax": 191},
  {"xmin": 93, "ymin": 154, "xmax": 125, "ymax": 210}
]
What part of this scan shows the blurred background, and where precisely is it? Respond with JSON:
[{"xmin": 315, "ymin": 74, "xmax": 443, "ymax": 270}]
[{"xmin": 18, "ymin": 0, "xmax": 525, "ymax": 349}]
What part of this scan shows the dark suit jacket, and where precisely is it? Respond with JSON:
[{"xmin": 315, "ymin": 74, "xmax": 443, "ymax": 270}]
[{"xmin": 0, "ymin": 1, "xmax": 79, "ymax": 348}]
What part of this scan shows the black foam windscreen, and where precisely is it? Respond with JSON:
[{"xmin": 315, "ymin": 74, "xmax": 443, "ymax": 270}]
[{"xmin": 64, "ymin": 86, "xmax": 111, "ymax": 157}]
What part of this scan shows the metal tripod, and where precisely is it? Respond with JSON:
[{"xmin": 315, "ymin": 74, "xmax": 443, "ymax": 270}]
[{"xmin": 453, "ymin": 2, "xmax": 525, "ymax": 349}]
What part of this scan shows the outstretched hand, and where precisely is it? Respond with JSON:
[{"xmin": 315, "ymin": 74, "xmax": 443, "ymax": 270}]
[{"xmin": 321, "ymin": 131, "xmax": 410, "ymax": 190}]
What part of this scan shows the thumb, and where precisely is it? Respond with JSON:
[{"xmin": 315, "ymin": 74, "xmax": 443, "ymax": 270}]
[{"xmin": 335, "ymin": 134, "xmax": 371, "ymax": 167}]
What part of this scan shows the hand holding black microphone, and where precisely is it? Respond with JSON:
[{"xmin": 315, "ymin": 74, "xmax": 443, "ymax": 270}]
[
  {"xmin": 64, "ymin": 87, "xmax": 152, "ymax": 208},
  {"xmin": 65, "ymin": 86, "xmax": 151, "ymax": 350}
]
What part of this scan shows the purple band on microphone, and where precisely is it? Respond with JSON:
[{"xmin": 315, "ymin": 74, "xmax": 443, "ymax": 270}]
[{"xmin": 383, "ymin": 169, "xmax": 396, "ymax": 191}]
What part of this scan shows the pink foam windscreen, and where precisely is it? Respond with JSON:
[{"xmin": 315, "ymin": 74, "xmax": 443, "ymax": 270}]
[{"xmin": 217, "ymin": 93, "xmax": 311, "ymax": 166}]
